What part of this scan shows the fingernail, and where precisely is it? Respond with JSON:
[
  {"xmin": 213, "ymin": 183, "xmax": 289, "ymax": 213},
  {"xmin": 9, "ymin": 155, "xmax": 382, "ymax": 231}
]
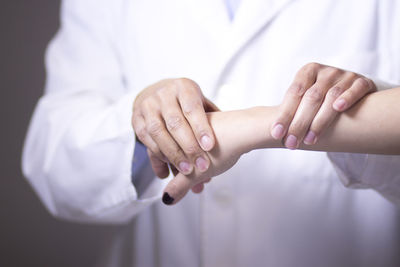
[
  {"xmin": 201, "ymin": 135, "xmax": 212, "ymax": 151},
  {"xmin": 271, "ymin": 124, "xmax": 285, "ymax": 139},
  {"xmin": 162, "ymin": 192, "xmax": 174, "ymax": 205},
  {"xmin": 179, "ymin": 161, "xmax": 192, "ymax": 174},
  {"xmin": 333, "ymin": 98, "xmax": 347, "ymax": 111},
  {"xmin": 196, "ymin": 157, "xmax": 209, "ymax": 172},
  {"xmin": 285, "ymin": 135, "xmax": 298, "ymax": 150},
  {"xmin": 304, "ymin": 131, "xmax": 317, "ymax": 145}
]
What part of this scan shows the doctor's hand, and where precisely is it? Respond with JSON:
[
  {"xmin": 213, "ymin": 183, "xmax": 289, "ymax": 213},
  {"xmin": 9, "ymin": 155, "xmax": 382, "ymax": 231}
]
[
  {"xmin": 271, "ymin": 63, "xmax": 376, "ymax": 149},
  {"xmin": 132, "ymin": 78, "xmax": 219, "ymax": 178},
  {"xmin": 161, "ymin": 110, "xmax": 248, "ymax": 205}
]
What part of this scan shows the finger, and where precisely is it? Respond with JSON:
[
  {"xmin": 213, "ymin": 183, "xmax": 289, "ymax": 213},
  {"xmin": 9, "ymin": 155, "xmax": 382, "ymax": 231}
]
[
  {"xmin": 178, "ymin": 84, "xmax": 216, "ymax": 151},
  {"xmin": 133, "ymin": 114, "xmax": 167, "ymax": 161},
  {"xmin": 304, "ymin": 77, "xmax": 356, "ymax": 144},
  {"xmin": 144, "ymin": 109, "xmax": 193, "ymax": 175},
  {"xmin": 284, "ymin": 79, "xmax": 334, "ymax": 149},
  {"xmin": 161, "ymin": 98, "xmax": 210, "ymax": 173},
  {"xmin": 191, "ymin": 177, "xmax": 211, "ymax": 193},
  {"xmin": 333, "ymin": 77, "xmax": 375, "ymax": 112},
  {"xmin": 191, "ymin": 183, "xmax": 205, "ymax": 194},
  {"xmin": 147, "ymin": 149, "xmax": 169, "ymax": 178},
  {"xmin": 271, "ymin": 62, "xmax": 320, "ymax": 140},
  {"xmin": 203, "ymin": 177, "xmax": 212, "ymax": 183},
  {"xmin": 162, "ymin": 173, "xmax": 193, "ymax": 205},
  {"xmin": 303, "ymin": 86, "xmax": 341, "ymax": 144}
]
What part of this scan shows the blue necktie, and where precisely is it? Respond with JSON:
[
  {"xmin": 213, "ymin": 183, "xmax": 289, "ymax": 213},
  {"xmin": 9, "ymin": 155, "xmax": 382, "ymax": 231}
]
[{"xmin": 131, "ymin": 141, "xmax": 154, "ymax": 195}]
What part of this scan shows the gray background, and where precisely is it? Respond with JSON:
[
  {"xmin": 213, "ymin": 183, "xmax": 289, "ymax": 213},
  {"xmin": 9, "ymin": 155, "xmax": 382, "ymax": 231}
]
[{"xmin": 0, "ymin": 1, "xmax": 115, "ymax": 266}]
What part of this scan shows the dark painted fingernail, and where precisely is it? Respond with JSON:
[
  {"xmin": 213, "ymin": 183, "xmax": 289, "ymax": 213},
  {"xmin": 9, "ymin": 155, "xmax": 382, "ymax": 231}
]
[{"xmin": 162, "ymin": 192, "xmax": 174, "ymax": 205}]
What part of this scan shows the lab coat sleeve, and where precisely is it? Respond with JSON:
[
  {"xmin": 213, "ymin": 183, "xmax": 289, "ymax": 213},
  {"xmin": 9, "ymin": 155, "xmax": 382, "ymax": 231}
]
[
  {"xmin": 327, "ymin": 78, "xmax": 400, "ymax": 207},
  {"xmin": 22, "ymin": 0, "xmax": 166, "ymax": 224},
  {"xmin": 327, "ymin": 153, "xmax": 400, "ymax": 207},
  {"xmin": 327, "ymin": 77, "xmax": 400, "ymax": 205},
  {"xmin": 328, "ymin": 0, "xmax": 400, "ymax": 207}
]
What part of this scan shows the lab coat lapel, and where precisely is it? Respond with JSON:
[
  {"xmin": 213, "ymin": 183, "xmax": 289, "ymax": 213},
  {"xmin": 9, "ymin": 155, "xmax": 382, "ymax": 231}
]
[{"xmin": 211, "ymin": 0, "xmax": 297, "ymax": 94}]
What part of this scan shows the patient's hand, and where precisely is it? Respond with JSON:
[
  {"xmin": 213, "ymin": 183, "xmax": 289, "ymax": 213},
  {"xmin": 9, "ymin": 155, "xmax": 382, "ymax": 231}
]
[{"xmin": 161, "ymin": 107, "xmax": 278, "ymax": 205}]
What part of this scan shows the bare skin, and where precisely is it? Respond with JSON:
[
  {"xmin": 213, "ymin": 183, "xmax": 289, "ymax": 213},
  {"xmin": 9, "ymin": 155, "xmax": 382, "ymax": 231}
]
[
  {"xmin": 271, "ymin": 63, "xmax": 376, "ymax": 149},
  {"xmin": 132, "ymin": 78, "xmax": 219, "ymax": 179},
  {"xmin": 133, "ymin": 64, "xmax": 374, "ymax": 194},
  {"xmin": 163, "ymin": 87, "xmax": 400, "ymax": 205}
]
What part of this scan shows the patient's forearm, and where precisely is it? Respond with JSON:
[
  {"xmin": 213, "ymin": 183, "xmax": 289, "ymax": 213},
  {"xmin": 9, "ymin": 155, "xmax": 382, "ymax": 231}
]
[
  {"xmin": 165, "ymin": 88, "xmax": 399, "ymax": 204},
  {"xmin": 210, "ymin": 87, "xmax": 400, "ymax": 155},
  {"xmin": 306, "ymin": 87, "xmax": 400, "ymax": 154}
]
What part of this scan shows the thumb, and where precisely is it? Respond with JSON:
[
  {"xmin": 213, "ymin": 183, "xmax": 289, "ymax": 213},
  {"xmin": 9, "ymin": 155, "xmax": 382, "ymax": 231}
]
[{"xmin": 162, "ymin": 173, "xmax": 193, "ymax": 205}]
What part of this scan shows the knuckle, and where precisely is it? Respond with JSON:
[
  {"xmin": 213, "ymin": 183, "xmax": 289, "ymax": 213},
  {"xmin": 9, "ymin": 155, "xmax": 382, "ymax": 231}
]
[
  {"xmin": 164, "ymin": 143, "xmax": 183, "ymax": 159},
  {"xmin": 304, "ymin": 62, "xmax": 321, "ymax": 70},
  {"xmin": 345, "ymin": 72, "xmax": 359, "ymax": 81},
  {"xmin": 184, "ymin": 144, "xmax": 201, "ymax": 156},
  {"xmin": 354, "ymin": 77, "xmax": 370, "ymax": 88},
  {"xmin": 171, "ymin": 152, "xmax": 185, "ymax": 166},
  {"xmin": 327, "ymin": 86, "xmax": 343, "ymax": 98},
  {"xmin": 155, "ymin": 85, "xmax": 170, "ymax": 98},
  {"xmin": 175, "ymin": 77, "xmax": 198, "ymax": 91},
  {"xmin": 287, "ymin": 83, "xmax": 305, "ymax": 97},
  {"xmin": 322, "ymin": 67, "xmax": 343, "ymax": 80},
  {"xmin": 304, "ymin": 87, "xmax": 324, "ymax": 103},
  {"xmin": 136, "ymin": 127, "xmax": 147, "ymax": 141},
  {"xmin": 355, "ymin": 77, "xmax": 372, "ymax": 90},
  {"xmin": 141, "ymin": 98, "xmax": 157, "ymax": 111},
  {"xmin": 182, "ymin": 101, "xmax": 202, "ymax": 117},
  {"xmin": 165, "ymin": 115, "xmax": 184, "ymax": 132},
  {"xmin": 176, "ymin": 77, "xmax": 192, "ymax": 85},
  {"xmin": 147, "ymin": 120, "xmax": 164, "ymax": 137},
  {"xmin": 303, "ymin": 62, "xmax": 321, "ymax": 73}
]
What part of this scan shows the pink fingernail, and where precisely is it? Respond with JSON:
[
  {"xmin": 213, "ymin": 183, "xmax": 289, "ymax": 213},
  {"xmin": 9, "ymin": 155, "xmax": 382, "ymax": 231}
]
[
  {"xmin": 304, "ymin": 131, "xmax": 317, "ymax": 145},
  {"xmin": 285, "ymin": 135, "xmax": 298, "ymax": 150},
  {"xmin": 271, "ymin": 124, "xmax": 285, "ymax": 139},
  {"xmin": 179, "ymin": 161, "xmax": 192, "ymax": 174},
  {"xmin": 201, "ymin": 135, "xmax": 212, "ymax": 151},
  {"xmin": 333, "ymin": 98, "xmax": 347, "ymax": 111},
  {"xmin": 196, "ymin": 157, "xmax": 209, "ymax": 172}
]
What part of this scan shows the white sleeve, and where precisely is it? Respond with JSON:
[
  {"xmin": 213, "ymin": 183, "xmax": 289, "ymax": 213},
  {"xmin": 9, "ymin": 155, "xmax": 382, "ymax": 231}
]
[
  {"xmin": 22, "ymin": 0, "xmax": 166, "ymax": 224},
  {"xmin": 327, "ymin": 80, "xmax": 400, "ymax": 206},
  {"xmin": 328, "ymin": 1, "xmax": 400, "ymax": 207},
  {"xmin": 328, "ymin": 153, "xmax": 400, "ymax": 206}
]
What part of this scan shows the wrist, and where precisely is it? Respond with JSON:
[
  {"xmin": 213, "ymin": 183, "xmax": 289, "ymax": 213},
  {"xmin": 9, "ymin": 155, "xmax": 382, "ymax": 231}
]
[
  {"xmin": 241, "ymin": 106, "xmax": 281, "ymax": 153},
  {"xmin": 207, "ymin": 106, "xmax": 281, "ymax": 158}
]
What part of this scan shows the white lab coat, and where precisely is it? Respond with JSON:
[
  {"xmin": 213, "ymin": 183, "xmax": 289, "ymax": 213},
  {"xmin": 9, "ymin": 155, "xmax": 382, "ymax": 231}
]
[{"xmin": 22, "ymin": 0, "xmax": 400, "ymax": 266}]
